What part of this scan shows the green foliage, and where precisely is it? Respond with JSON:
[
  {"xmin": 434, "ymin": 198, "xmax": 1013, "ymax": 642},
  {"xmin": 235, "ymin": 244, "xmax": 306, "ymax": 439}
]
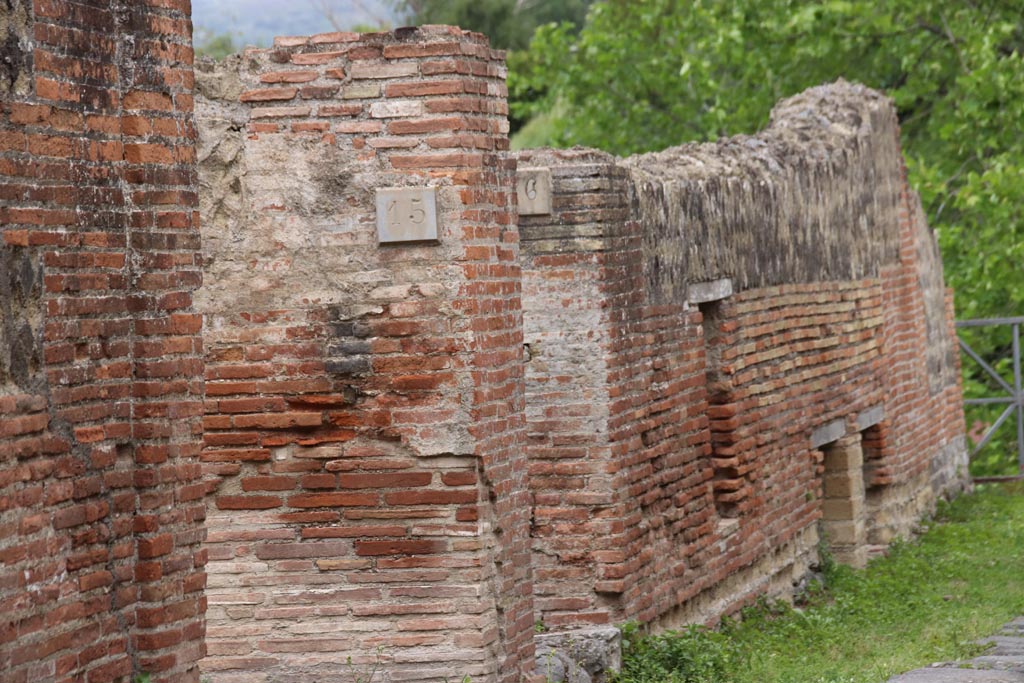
[
  {"xmin": 393, "ymin": 0, "xmax": 592, "ymax": 50},
  {"xmin": 350, "ymin": 22, "xmax": 393, "ymax": 33},
  {"xmin": 134, "ymin": 675, "xmax": 151, "ymax": 683},
  {"xmin": 194, "ymin": 29, "xmax": 239, "ymax": 60},
  {"xmin": 614, "ymin": 621, "xmax": 735, "ymax": 683},
  {"xmin": 398, "ymin": 0, "xmax": 529, "ymax": 49},
  {"xmin": 514, "ymin": 0, "xmax": 1024, "ymax": 473},
  {"xmin": 613, "ymin": 483, "xmax": 1024, "ymax": 683}
]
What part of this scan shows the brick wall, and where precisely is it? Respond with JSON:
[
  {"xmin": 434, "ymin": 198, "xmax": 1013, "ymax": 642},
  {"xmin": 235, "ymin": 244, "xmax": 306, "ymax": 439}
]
[
  {"xmin": 518, "ymin": 82, "xmax": 967, "ymax": 632},
  {"xmin": 0, "ymin": 2, "xmax": 205, "ymax": 683},
  {"xmin": 868, "ymin": 174, "xmax": 966, "ymax": 544},
  {"xmin": 2, "ymin": 6, "xmax": 967, "ymax": 681},
  {"xmin": 194, "ymin": 27, "xmax": 535, "ymax": 683}
]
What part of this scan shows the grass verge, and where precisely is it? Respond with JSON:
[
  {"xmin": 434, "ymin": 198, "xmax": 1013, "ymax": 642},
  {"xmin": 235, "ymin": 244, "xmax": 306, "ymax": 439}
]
[{"xmin": 613, "ymin": 483, "xmax": 1024, "ymax": 683}]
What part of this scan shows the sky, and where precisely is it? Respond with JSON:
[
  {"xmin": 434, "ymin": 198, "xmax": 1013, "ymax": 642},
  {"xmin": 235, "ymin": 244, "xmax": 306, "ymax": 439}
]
[{"xmin": 192, "ymin": 0, "xmax": 395, "ymax": 49}]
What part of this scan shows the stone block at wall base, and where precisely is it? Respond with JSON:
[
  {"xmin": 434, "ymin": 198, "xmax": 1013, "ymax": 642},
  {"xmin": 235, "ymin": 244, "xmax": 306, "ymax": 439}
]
[
  {"xmin": 830, "ymin": 544, "xmax": 869, "ymax": 569},
  {"xmin": 535, "ymin": 627, "xmax": 622, "ymax": 683},
  {"xmin": 536, "ymin": 648, "xmax": 592, "ymax": 683}
]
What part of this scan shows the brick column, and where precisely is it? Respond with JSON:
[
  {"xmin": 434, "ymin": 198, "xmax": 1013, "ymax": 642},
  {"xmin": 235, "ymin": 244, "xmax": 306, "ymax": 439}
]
[
  {"xmin": 196, "ymin": 26, "xmax": 533, "ymax": 683},
  {"xmin": 517, "ymin": 150, "xmax": 623, "ymax": 627},
  {"xmin": 122, "ymin": 3, "xmax": 207, "ymax": 680},
  {"xmin": 518, "ymin": 149, "xmax": 719, "ymax": 629}
]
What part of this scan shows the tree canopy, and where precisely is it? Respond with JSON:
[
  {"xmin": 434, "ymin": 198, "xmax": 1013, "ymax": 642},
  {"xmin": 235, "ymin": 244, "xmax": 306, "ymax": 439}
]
[
  {"xmin": 392, "ymin": 0, "xmax": 592, "ymax": 50},
  {"xmin": 510, "ymin": 0, "xmax": 1024, "ymax": 473},
  {"xmin": 516, "ymin": 0, "xmax": 1024, "ymax": 319}
]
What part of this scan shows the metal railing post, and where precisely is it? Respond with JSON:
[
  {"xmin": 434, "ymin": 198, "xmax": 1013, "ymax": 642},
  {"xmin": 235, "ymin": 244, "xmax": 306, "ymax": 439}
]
[
  {"xmin": 1015, "ymin": 322, "xmax": 1024, "ymax": 470},
  {"xmin": 955, "ymin": 316, "xmax": 1024, "ymax": 481}
]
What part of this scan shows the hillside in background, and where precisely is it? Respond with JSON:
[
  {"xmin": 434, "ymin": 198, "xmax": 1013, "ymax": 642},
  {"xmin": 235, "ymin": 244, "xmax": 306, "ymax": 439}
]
[{"xmin": 193, "ymin": 0, "xmax": 395, "ymax": 49}]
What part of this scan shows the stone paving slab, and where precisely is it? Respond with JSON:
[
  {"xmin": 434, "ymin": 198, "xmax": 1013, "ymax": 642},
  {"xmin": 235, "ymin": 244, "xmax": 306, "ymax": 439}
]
[
  {"xmin": 978, "ymin": 636, "xmax": 1024, "ymax": 654},
  {"xmin": 887, "ymin": 619, "xmax": 1024, "ymax": 683},
  {"xmin": 968, "ymin": 656, "xmax": 1024, "ymax": 669},
  {"xmin": 888, "ymin": 671, "xmax": 1024, "ymax": 683},
  {"xmin": 1001, "ymin": 618, "xmax": 1024, "ymax": 632}
]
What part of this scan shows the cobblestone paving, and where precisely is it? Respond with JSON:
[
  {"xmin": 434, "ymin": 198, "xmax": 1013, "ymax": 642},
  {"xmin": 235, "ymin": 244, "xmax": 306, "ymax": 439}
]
[{"xmin": 888, "ymin": 618, "xmax": 1024, "ymax": 682}]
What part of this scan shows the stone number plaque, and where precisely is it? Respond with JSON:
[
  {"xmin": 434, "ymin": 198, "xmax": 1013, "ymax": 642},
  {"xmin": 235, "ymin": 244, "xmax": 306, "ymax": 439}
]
[
  {"xmin": 517, "ymin": 168, "xmax": 552, "ymax": 216},
  {"xmin": 376, "ymin": 187, "xmax": 439, "ymax": 243}
]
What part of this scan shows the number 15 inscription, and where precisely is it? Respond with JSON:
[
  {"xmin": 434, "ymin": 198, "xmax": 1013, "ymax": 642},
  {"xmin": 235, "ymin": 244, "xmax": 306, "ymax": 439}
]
[
  {"xmin": 375, "ymin": 187, "xmax": 439, "ymax": 243},
  {"xmin": 387, "ymin": 198, "xmax": 427, "ymax": 227}
]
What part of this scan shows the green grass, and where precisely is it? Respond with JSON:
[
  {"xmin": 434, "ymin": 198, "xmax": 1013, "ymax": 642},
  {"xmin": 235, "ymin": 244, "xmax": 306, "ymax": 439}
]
[{"xmin": 614, "ymin": 483, "xmax": 1024, "ymax": 683}]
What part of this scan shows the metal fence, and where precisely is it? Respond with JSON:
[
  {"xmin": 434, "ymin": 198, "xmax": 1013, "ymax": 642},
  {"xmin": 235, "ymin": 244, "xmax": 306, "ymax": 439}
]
[{"xmin": 956, "ymin": 316, "xmax": 1024, "ymax": 481}]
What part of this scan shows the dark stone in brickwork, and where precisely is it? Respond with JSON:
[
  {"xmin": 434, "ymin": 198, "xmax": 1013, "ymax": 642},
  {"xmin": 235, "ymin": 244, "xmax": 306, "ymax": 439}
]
[
  {"xmin": 329, "ymin": 340, "xmax": 372, "ymax": 355},
  {"xmin": 330, "ymin": 321, "xmax": 373, "ymax": 338},
  {"xmin": 325, "ymin": 357, "xmax": 372, "ymax": 375},
  {"xmin": 0, "ymin": 0, "xmax": 32, "ymax": 96},
  {"xmin": 0, "ymin": 246, "xmax": 42, "ymax": 390}
]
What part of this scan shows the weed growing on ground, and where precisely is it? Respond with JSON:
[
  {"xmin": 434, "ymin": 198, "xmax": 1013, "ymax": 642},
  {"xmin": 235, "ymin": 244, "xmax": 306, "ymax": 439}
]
[{"xmin": 613, "ymin": 483, "xmax": 1024, "ymax": 683}]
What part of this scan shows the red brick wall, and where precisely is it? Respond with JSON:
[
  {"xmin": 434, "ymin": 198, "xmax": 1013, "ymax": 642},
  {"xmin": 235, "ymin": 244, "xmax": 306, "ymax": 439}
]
[
  {"xmin": 1, "ymin": 8, "xmax": 965, "ymax": 680},
  {"xmin": 194, "ymin": 27, "xmax": 535, "ymax": 683},
  {"xmin": 693, "ymin": 281, "xmax": 888, "ymax": 577},
  {"xmin": 0, "ymin": 2, "xmax": 205, "ymax": 683},
  {"xmin": 869, "ymin": 175, "xmax": 966, "ymax": 542},
  {"xmin": 518, "ymin": 84, "xmax": 967, "ymax": 632}
]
